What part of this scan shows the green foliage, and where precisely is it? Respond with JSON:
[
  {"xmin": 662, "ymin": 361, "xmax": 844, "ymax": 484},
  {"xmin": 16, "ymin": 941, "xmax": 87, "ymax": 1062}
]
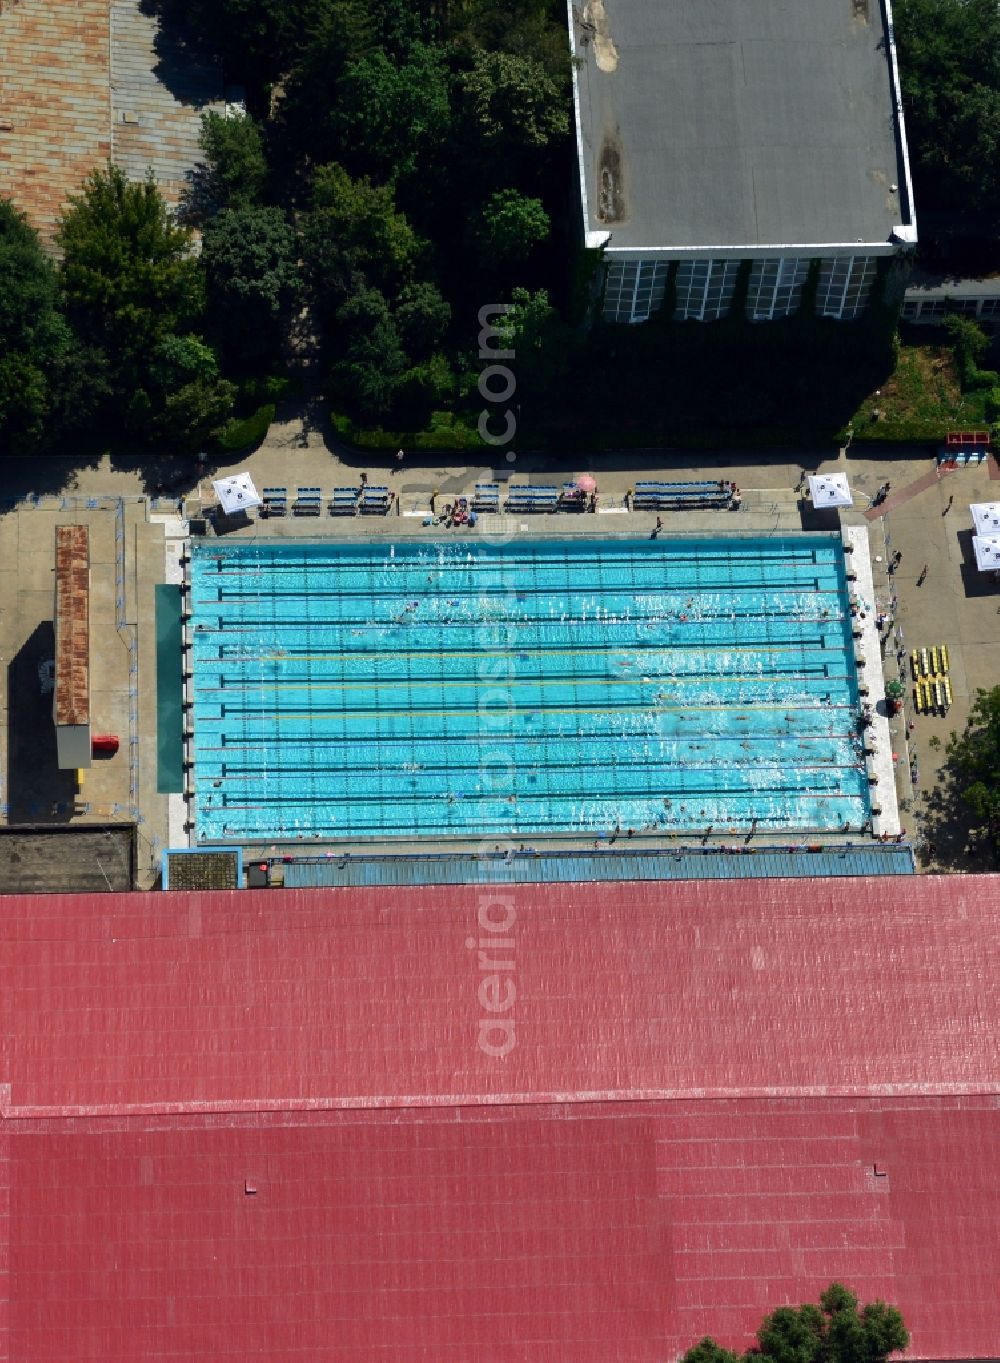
[
  {"xmin": 944, "ymin": 314, "xmax": 999, "ymax": 391},
  {"xmin": 330, "ymin": 43, "xmax": 452, "ymax": 185},
  {"xmin": 496, "ymin": 286, "xmax": 580, "ymax": 395},
  {"xmin": 680, "ymin": 1340, "xmax": 743, "ymax": 1363},
  {"xmin": 946, "ymin": 685, "xmax": 1000, "ymax": 850},
  {"xmin": 216, "ymin": 402, "xmax": 276, "ymax": 451},
  {"xmin": 181, "ymin": 0, "xmax": 329, "ymax": 86},
  {"xmin": 461, "ymin": 50, "xmax": 569, "ymax": 167},
  {"xmin": 985, "ymin": 385, "xmax": 1000, "ymax": 423},
  {"xmin": 149, "ymin": 333, "xmax": 221, "ymax": 392},
  {"xmin": 329, "ymin": 406, "xmax": 480, "ymax": 451},
  {"xmin": 849, "ymin": 420, "xmax": 949, "ymax": 443},
  {"xmin": 893, "ymin": 0, "xmax": 1000, "ymax": 213},
  {"xmin": 0, "ymin": 353, "xmax": 51, "ymax": 453},
  {"xmin": 0, "ymin": 197, "xmax": 59, "ymax": 351},
  {"xmin": 395, "ymin": 282, "xmax": 451, "ymax": 357},
  {"xmin": 680, "ymin": 1285, "xmax": 907, "ymax": 1363},
  {"xmin": 197, "ymin": 110, "xmax": 269, "ymax": 209},
  {"xmin": 158, "ymin": 377, "xmax": 239, "ymax": 449},
  {"xmin": 56, "ymin": 166, "xmax": 234, "ymax": 444},
  {"xmin": 395, "ymin": 352, "xmax": 456, "ymax": 425},
  {"xmin": 0, "ymin": 0, "xmax": 577, "ymax": 437},
  {"xmin": 58, "ymin": 166, "xmax": 203, "ymax": 395},
  {"xmin": 202, "ymin": 205, "xmax": 301, "ymax": 363},
  {"xmin": 302, "ymin": 163, "xmax": 421, "ymax": 321},
  {"xmin": 328, "ymin": 309, "xmax": 409, "ymax": 420},
  {"xmin": 440, "ymin": 0, "xmax": 570, "ymax": 78},
  {"xmin": 470, "ymin": 188, "xmax": 550, "ymax": 265},
  {"xmin": 0, "ymin": 197, "xmax": 80, "ymax": 451},
  {"xmin": 240, "ymin": 373, "xmax": 292, "ymax": 405},
  {"xmin": 276, "ymin": 3, "xmax": 377, "ymax": 153}
]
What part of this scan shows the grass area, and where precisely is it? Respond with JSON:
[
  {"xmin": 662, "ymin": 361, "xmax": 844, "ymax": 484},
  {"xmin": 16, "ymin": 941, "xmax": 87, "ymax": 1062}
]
[{"xmin": 848, "ymin": 343, "xmax": 991, "ymax": 443}]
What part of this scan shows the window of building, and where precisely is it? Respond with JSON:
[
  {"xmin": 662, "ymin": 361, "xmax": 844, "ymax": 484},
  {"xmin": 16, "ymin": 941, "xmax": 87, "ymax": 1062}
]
[
  {"xmin": 746, "ymin": 258, "xmax": 809, "ymax": 321},
  {"xmin": 900, "ymin": 300, "xmax": 919, "ymax": 321},
  {"xmin": 978, "ymin": 298, "xmax": 1000, "ymax": 318},
  {"xmin": 603, "ymin": 260, "xmax": 670, "ymax": 323},
  {"xmin": 815, "ymin": 256, "xmax": 878, "ymax": 319},
  {"xmin": 674, "ymin": 260, "xmax": 740, "ymax": 321}
]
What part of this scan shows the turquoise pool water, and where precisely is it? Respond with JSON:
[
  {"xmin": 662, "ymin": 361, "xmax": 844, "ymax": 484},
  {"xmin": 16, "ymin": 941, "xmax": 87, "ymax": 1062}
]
[{"xmin": 189, "ymin": 536, "xmax": 870, "ymax": 842}]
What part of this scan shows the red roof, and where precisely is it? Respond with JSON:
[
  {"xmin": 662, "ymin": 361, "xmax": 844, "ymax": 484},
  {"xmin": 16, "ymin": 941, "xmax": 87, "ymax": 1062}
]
[
  {"xmin": 1, "ymin": 877, "xmax": 999, "ymax": 1362},
  {"xmin": 1, "ymin": 879, "xmax": 997, "ymax": 1117}
]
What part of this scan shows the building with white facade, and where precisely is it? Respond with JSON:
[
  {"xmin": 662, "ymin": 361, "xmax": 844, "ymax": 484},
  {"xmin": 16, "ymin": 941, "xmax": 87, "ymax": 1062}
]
[
  {"xmin": 569, "ymin": 0, "xmax": 916, "ymax": 324},
  {"xmin": 901, "ymin": 271, "xmax": 1000, "ymax": 325}
]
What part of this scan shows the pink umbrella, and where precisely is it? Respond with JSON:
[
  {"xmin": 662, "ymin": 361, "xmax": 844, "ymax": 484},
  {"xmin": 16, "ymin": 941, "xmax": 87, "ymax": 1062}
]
[{"xmin": 577, "ymin": 474, "xmax": 597, "ymax": 492}]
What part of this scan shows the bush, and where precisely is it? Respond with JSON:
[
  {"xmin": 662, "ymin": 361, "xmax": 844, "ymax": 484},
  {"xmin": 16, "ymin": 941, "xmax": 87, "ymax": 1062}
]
[
  {"xmin": 848, "ymin": 421, "xmax": 945, "ymax": 444},
  {"xmin": 985, "ymin": 386, "xmax": 1000, "ymax": 423},
  {"xmin": 329, "ymin": 408, "xmax": 479, "ymax": 452},
  {"xmin": 216, "ymin": 402, "xmax": 275, "ymax": 451},
  {"xmin": 944, "ymin": 314, "xmax": 997, "ymax": 389},
  {"xmin": 239, "ymin": 374, "xmax": 291, "ymax": 405}
]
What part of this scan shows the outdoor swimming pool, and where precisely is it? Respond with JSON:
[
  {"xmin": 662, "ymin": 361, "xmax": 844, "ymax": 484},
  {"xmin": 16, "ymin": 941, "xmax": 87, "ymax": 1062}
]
[{"xmin": 188, "ymin": 536, "xmax": 870, "ymax": 842}]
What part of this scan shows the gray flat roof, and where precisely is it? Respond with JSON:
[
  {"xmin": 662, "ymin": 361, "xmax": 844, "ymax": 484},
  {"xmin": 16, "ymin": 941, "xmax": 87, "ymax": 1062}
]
[{"xmin": 571, "ymin": 0, "xmax": 913, "ymax": 251}]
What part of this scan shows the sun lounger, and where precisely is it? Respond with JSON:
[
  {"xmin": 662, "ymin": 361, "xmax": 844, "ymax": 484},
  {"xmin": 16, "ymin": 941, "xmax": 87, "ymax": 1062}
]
[
  {"xmin": 910, "ymin": 650, "xmax": 920, "ymax": 680},
  {"xmin": 359, "ymin": 486, "xmax": 392, "ymax": 515},
  {"xmin": 557, "ymin": 482, "xmax": 588, "ymax": 512},
  {"xmin": 939, "ymin": 644, "xmax": 949, "ymax": 674},
  {"xmin": 943, "ymin": 677, "xmax": 953, "ymax": 708},
  {"xmin": 472, "ymin": 483, "xmax": 500, "ymax": 511},
  {"xmin": 505, "ymin": 485, "xmax": 559, "ymax": 512},
  {"xmin": 330, "ymin": 487, "xmax": 359, "ymax": 515},
  {"xmin": 294, "ymin": 487, "xmax": 322, "ymax": 516},
  {"xmin": 933, "ymin": 681, "xmax": 944, "ymax": 713},
  {"xmin": 930, "ymin": 646, "xmax": 940, "ymax": 676},
  {"xmin": 262, "ymin": 487, "xmax": 287, "ymax": 517},
  {"xmin": 919, "ymin": 648, "xmax": 930, "ymax": 678},
  {"xmin": 632, "ymin": 479, "xmax": 730, "ymax": 509}
]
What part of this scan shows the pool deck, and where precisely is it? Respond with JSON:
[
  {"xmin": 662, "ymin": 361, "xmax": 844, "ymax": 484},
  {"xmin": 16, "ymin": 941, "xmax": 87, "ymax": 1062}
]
[{"xmin": 2, "ymin": 442, "xmax": 996, "ymax": 879}]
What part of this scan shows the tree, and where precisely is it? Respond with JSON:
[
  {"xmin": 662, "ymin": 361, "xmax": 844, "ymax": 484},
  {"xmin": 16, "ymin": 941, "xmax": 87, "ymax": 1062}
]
[
  {"xmin": 196, "ymin": 110, "xmax": 268, "ymax": 211},
  {"xmin": 470, "ymin": 188, "xmax": 550, "ymax": 265},
  {"xmin": 202, "ymin": 205, "xmax": 301, "ymax": 364},
  {"xmin": 946, "ymin": 685, "xmax": 1000, "ymax": 852},
  {"xmin": 179, "ymin": 0, "xmax": 334, "ymax": 88},
  {"xmin": 329, "ymin": 42, "xmax": 452, "ymax": 186},
  {"xmin": 157, "ymin": 376, "xmax": 238, "ymax": 449},
  {"xmin": 438, "ymin": 0, "xmax": 570, "ymax": 82},
  {"xmin": 57, "ymin": 166, "xmax": 232, "ymax": 442},
  {"xmin": 302, "ymin": 163, "xmax": 421, "ymax": 323},
  {"xmin": 943, "ymin": 314, "xmax": 998, "ymax": 391},
  {"xmin": 395, "ymin": 281, "xmax": 451, "ymax": 356},
  {"xmin": 58, "ymin": 166, "xmax": 203, "ymax": 377},
  {"xmin": 680, "ymin": 1285, "xmax": 908, "ymax": 1363},
  {"xmin": 0, "ymin": 198, "xmax": 78, "ymax": 451},
  {"xmin": 893, "ymin": 0, "xmax": 1000, "ymax": 214},
  {"xmin": 681, "ymin": 1343, "xmax": 742, "ymax": 1363},
  {"xmin": 328, "ymin": 306, "xmax": 409, "ymax": 420},
  {"xmin": 495, "ymin": 286, "xmax": 579, "ymax": 395},
  {"xmin": 461, "ymin": 51, "xmax": 569, "ymax": 160}
]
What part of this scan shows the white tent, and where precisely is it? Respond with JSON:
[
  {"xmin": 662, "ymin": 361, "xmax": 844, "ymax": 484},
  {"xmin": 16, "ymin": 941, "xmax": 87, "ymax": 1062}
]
[
  {"xmin": 212, "ymin": 472, "xmax": 262, "ymax": 515},
  {"xmin": 972, "ymin": 535, "xmax": 1000, "ymax": 572},
  {"xmin": 807, "ymin": 472, "xmax": 853, "ymax": 508},
  {"xmin": 970, "ymin": 501, "xmax": 1000, "ymax": 535}
]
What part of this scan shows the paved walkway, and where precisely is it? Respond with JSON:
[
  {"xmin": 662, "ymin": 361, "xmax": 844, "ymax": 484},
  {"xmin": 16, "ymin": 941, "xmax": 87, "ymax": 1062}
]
[{"xmin": 864, "ymin": 463, "xmax": 958, "ymax": 520}]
